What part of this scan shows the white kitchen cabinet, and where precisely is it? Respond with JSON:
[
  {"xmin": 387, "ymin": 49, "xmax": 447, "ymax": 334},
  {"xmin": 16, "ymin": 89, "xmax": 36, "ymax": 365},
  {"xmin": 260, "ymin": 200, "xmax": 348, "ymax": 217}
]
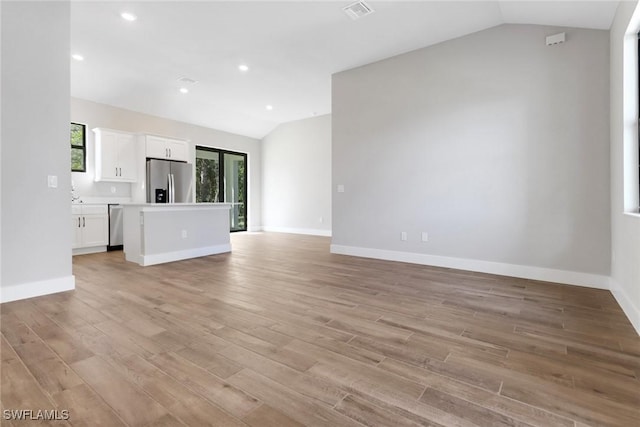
[
  {"xmin": 72, "ymin": 205, "xmax": 108, "ymax": 252},
  {"xmin": 144, "ymin": 134, "xmax": 189, "ymax": 162},
  {"xmin": 71, "ymin": 215, "xmax": 83, "ymax": 249},
  {"xmin": 93, "ymin": 128, "xmax": 138, "ymax": 182}
]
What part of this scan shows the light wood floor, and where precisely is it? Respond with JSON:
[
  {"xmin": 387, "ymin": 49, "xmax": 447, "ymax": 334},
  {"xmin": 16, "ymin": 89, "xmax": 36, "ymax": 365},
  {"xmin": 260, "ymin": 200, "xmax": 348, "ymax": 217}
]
[{"xmin": 1, "ymin": 232, "xmax": 639, "ymax": 427}]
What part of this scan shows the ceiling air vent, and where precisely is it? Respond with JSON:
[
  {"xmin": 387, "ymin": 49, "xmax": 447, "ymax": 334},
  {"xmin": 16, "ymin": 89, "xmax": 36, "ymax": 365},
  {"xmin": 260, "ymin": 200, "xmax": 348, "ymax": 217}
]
[{"xmin": 343, "ymin": 1, "xmax": 374, "ymax": 20}]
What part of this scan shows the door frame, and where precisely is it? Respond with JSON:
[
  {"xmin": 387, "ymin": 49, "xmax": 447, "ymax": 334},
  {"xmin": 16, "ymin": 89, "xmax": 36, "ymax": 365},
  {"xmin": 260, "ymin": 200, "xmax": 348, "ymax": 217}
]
[{"xmin": 195, "ymin": 146, "xmax": 248, "ymax": 232}]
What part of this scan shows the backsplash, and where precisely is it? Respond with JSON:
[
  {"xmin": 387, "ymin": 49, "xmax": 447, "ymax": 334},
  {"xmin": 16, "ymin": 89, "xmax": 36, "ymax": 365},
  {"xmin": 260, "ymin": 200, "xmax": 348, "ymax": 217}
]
[{"xmin": 71, "ymin": 172, "xmax": 131, "ymax": 200}]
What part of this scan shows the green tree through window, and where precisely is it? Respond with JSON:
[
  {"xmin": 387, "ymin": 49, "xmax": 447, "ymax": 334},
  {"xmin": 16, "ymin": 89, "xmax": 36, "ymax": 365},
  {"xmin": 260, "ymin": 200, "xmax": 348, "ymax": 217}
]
[
  {"xmin": 195, "ymin": 156, "xmax": 220, "ymax": 202},
  {"xmin": 71, "ymin": 123, "xmax": 86, "ymax": 172}
]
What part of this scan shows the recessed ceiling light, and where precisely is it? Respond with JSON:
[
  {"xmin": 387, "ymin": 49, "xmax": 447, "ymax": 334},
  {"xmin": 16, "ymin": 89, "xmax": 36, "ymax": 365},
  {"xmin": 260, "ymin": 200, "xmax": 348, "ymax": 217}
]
[
  {"xmin": 179, "ymin": 87, "xmax": 189, "ymax": 94},
  {"xmin": 121, "ymin": 12, "xmax": 137, "ymax": 22},
  {"xmin": 238, "ymin": 64, "xmax": 249, "ymax": 72},
  {"xmin": 266, "ymin": 105, "xmax": 273, "ymax": 111},
  {"xmin": 71, "ymin": 54, "xmax": 84, "ymax": 61}
]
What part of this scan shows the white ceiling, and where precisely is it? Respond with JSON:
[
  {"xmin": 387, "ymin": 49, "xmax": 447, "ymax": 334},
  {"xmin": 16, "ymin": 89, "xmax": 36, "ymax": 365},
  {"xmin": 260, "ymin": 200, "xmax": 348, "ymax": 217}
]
[{"xmin": 70, "ymin": 1, "xmax": 619, "ymax": 139}]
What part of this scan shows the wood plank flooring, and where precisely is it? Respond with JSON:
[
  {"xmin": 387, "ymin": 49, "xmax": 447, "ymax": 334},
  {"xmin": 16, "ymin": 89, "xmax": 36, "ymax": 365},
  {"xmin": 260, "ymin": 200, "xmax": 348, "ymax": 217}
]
[{"xmin": 1, "ymin": 232, "xmax": 639, "ymax": 426}]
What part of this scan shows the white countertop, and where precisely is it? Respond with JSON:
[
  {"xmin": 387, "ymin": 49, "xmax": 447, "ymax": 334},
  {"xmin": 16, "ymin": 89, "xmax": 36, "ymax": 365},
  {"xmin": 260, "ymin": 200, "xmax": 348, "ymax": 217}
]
[
  {"xmin": 72, "ymin": 202, "xmax": 109, "ymax": 206},
  {"xmin": 72, "ymin": 197, "xmax": 132, "ymax": 205},
  {"xmin": 123, "ymin": 202, "xmax": 230, "ymax": 206},
  {"xmin": 122, "ymin": 202, "xmax": 231, "ymax": 211}
]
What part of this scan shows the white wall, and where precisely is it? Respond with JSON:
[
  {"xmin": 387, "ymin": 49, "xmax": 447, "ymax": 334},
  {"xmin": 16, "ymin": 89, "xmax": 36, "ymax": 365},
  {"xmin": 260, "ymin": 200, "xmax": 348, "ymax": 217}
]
[
  {"xmin": 1, "ymin": 1, "xmax": 74, "ymax": 302},
  {"xmin": 332, "ymin": 24, "xmax": 611, "ymax": 288},
  {"xmin": 1, "ymin": 1, "xmax": 3, "ymax": 294},
  {"xmin": 261, "ymin": 115, "xmax": 331, "ymax": 236},
  {"xmin": 609, "ymin": 0, "xmax": 640, "ymax": 334},
  {"xmin": 70, "ymin": 98, "xmax": 262, "ymax": 231}
]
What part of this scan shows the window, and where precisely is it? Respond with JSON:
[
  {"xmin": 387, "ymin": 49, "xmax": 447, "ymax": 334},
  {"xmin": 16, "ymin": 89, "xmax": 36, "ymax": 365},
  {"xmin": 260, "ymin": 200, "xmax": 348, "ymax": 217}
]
[
  {"xmin": 195, "ymin": 146, "xmax": 247, "ymax": 232},
  {"xmin": 70, "ymin": 123, "xmax": 86, "ymax": 172}
]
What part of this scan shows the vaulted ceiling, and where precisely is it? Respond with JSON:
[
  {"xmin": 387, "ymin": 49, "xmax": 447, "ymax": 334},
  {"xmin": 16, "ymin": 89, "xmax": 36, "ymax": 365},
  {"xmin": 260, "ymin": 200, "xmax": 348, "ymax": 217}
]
[{"xmin": 71, "ymin": 1, "xmax": 618, "ymax": 139}]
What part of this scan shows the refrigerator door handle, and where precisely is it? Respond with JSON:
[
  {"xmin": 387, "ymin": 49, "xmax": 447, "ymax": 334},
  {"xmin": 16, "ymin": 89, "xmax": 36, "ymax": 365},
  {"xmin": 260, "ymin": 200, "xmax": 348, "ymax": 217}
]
[
  {"xmin": 171, "ymin": 174, "xmax": 176, "ymax": 203},
  {"xmin": 167, "ymin": 174, "xmax": 172, "ymax": 203},
  {"xmin": 168, "ymin": 174, "xmax": 174, "ymax": 203},
  {"xmin": 172, "ymin": 174, "xmax": 175, "ymax": 203}
]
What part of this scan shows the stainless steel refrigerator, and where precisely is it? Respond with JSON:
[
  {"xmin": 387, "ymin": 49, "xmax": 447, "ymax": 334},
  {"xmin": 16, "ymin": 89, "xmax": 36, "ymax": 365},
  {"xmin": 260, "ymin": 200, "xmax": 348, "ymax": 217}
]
[{"xmin": 146, "ymin": 159, "xmax": 194, "ymax": 203}]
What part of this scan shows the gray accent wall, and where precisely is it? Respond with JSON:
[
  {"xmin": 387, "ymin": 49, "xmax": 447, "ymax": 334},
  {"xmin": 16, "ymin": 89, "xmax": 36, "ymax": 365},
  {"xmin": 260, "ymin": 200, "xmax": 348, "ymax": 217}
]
[
  {"xmin": 332, "ymin": 24, "xmax": 610, "ymax": 277},
  {"xmin": 261, "ymin": 115, "xmax": 332, "ymax": 235},
  {"xmin": 1, "ymin": 2, "xmax": 73, "ymax": 293}
]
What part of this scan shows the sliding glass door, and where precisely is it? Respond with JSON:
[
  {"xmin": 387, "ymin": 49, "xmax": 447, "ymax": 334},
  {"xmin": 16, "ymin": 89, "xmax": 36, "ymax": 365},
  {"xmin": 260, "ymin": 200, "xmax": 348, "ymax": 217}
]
[
  {"xmin": 223, "ymin": 152, "xmax": 246, "ymax": 231},
  {"xmin": 195, "ymin": 147, "xmax": 247, "ymax": 232}
]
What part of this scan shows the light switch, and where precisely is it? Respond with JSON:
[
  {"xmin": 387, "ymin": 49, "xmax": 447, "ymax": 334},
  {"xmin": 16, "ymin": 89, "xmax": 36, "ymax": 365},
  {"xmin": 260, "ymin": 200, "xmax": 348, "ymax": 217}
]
[
  {"xmin": 337, "ymin": 184, "xmax": 345, "ymax": 193},
  {"xmin": 47, "ymin": 175, "xmax": 58, "ymax": 188}
]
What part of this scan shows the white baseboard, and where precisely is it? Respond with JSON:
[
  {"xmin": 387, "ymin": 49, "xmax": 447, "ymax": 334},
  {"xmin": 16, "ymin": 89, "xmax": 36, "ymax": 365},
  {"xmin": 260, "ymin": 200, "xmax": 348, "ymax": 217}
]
[
  {"xmin": 330, "ymin": 244, "xmax": 610, "ymax": 289},
  {"xmin": 72, "ymin": 246, "xmax": 107, "ymax": 256},
  {"xmin": 610, "ymin": 279, "xmax": 640, "ymax": 335},
  {"xmin": 0, "ymin": 275, "xmax": 76, "ymax": 304},
  {"xmin": 140, "ymin": 243, "xmax": 232, "ymax": 266},
  {"xmin": 262, "ymin": 226, "xmax": 331, "ymax": 237}
]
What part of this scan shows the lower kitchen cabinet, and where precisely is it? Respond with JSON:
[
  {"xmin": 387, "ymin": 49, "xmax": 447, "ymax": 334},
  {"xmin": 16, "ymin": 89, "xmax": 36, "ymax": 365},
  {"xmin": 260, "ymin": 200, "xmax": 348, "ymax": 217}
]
[{"xmin": 72, "ymin": 205, "xmax": 108, "ymax": 252}]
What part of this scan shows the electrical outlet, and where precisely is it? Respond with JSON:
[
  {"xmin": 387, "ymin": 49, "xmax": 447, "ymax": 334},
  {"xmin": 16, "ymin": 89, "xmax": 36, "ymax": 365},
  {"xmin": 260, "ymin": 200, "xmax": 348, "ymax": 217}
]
[
  {"xmin": 421, "ymin": 232, "xmax": 428, "ymax": 242},
  {"xmin": 111, "ymin": 186, "xmax": 117, "ymax": 193},
  {"xmin": 401, "ymin": 231, "xmax": 407, "ymax": 241},
  {"xmin": 337, "ymin": 184, "xmax": 345, "ymax": 193},
  {"xmin": 181, "ymin": 230, "xmax": 188, "ymax": 238}
]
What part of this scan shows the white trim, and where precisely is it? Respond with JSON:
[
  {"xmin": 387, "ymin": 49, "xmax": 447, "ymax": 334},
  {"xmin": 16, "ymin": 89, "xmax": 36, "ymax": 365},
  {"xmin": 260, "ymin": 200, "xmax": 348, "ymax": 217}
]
[
  {"xmin": 0, "ymin": 275, "xmax": 75, "ymax": 304},
  {"xmin": 262, "ymin": 226, "xmax": 331, "ymax": 237},
  {"xmin": 139, "ymin": 243, "xmax": 231, "ymax": 266},
  {"xmin": 330, "ymin": 245, "xmax": 610, "ymax": 289},
  {"xmin": 72, "ymin": 246, "xmax": 107, "ymax": 256},
  {"xmin": 610, "ymin": 279, "xmax": 640, "ymax": 335}
]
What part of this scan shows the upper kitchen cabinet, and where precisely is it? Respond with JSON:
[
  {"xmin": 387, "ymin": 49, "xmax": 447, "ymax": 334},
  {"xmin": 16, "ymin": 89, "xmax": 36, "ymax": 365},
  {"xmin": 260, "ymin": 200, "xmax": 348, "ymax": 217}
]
[
  {"xmin": 93, "ymin": 128, "xmax": 137, "ymax": 182},
  {"xmin": 144, "ymin": 134, "xmax": 189, "ymax": 162}
]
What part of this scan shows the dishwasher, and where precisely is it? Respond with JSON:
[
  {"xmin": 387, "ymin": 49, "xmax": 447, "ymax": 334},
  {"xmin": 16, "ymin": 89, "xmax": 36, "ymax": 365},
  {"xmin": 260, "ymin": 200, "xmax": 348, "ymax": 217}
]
[{"xmin": 108, "ymin": 204, "xmax": 124, "ymax": 251}]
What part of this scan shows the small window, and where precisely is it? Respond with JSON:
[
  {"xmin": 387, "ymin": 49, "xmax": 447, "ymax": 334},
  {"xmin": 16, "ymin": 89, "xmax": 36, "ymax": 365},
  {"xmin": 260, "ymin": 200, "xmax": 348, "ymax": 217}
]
[{"xmin": 70, "ymin": 123, "xmax": 86, "ymax": 172}]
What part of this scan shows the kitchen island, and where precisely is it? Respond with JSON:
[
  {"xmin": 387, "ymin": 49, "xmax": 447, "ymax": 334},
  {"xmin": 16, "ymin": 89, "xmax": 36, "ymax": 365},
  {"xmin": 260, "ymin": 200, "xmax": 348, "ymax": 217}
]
[{"xmin": 122, "ymin": 203, "xmax": 231, "ymax": 266}]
